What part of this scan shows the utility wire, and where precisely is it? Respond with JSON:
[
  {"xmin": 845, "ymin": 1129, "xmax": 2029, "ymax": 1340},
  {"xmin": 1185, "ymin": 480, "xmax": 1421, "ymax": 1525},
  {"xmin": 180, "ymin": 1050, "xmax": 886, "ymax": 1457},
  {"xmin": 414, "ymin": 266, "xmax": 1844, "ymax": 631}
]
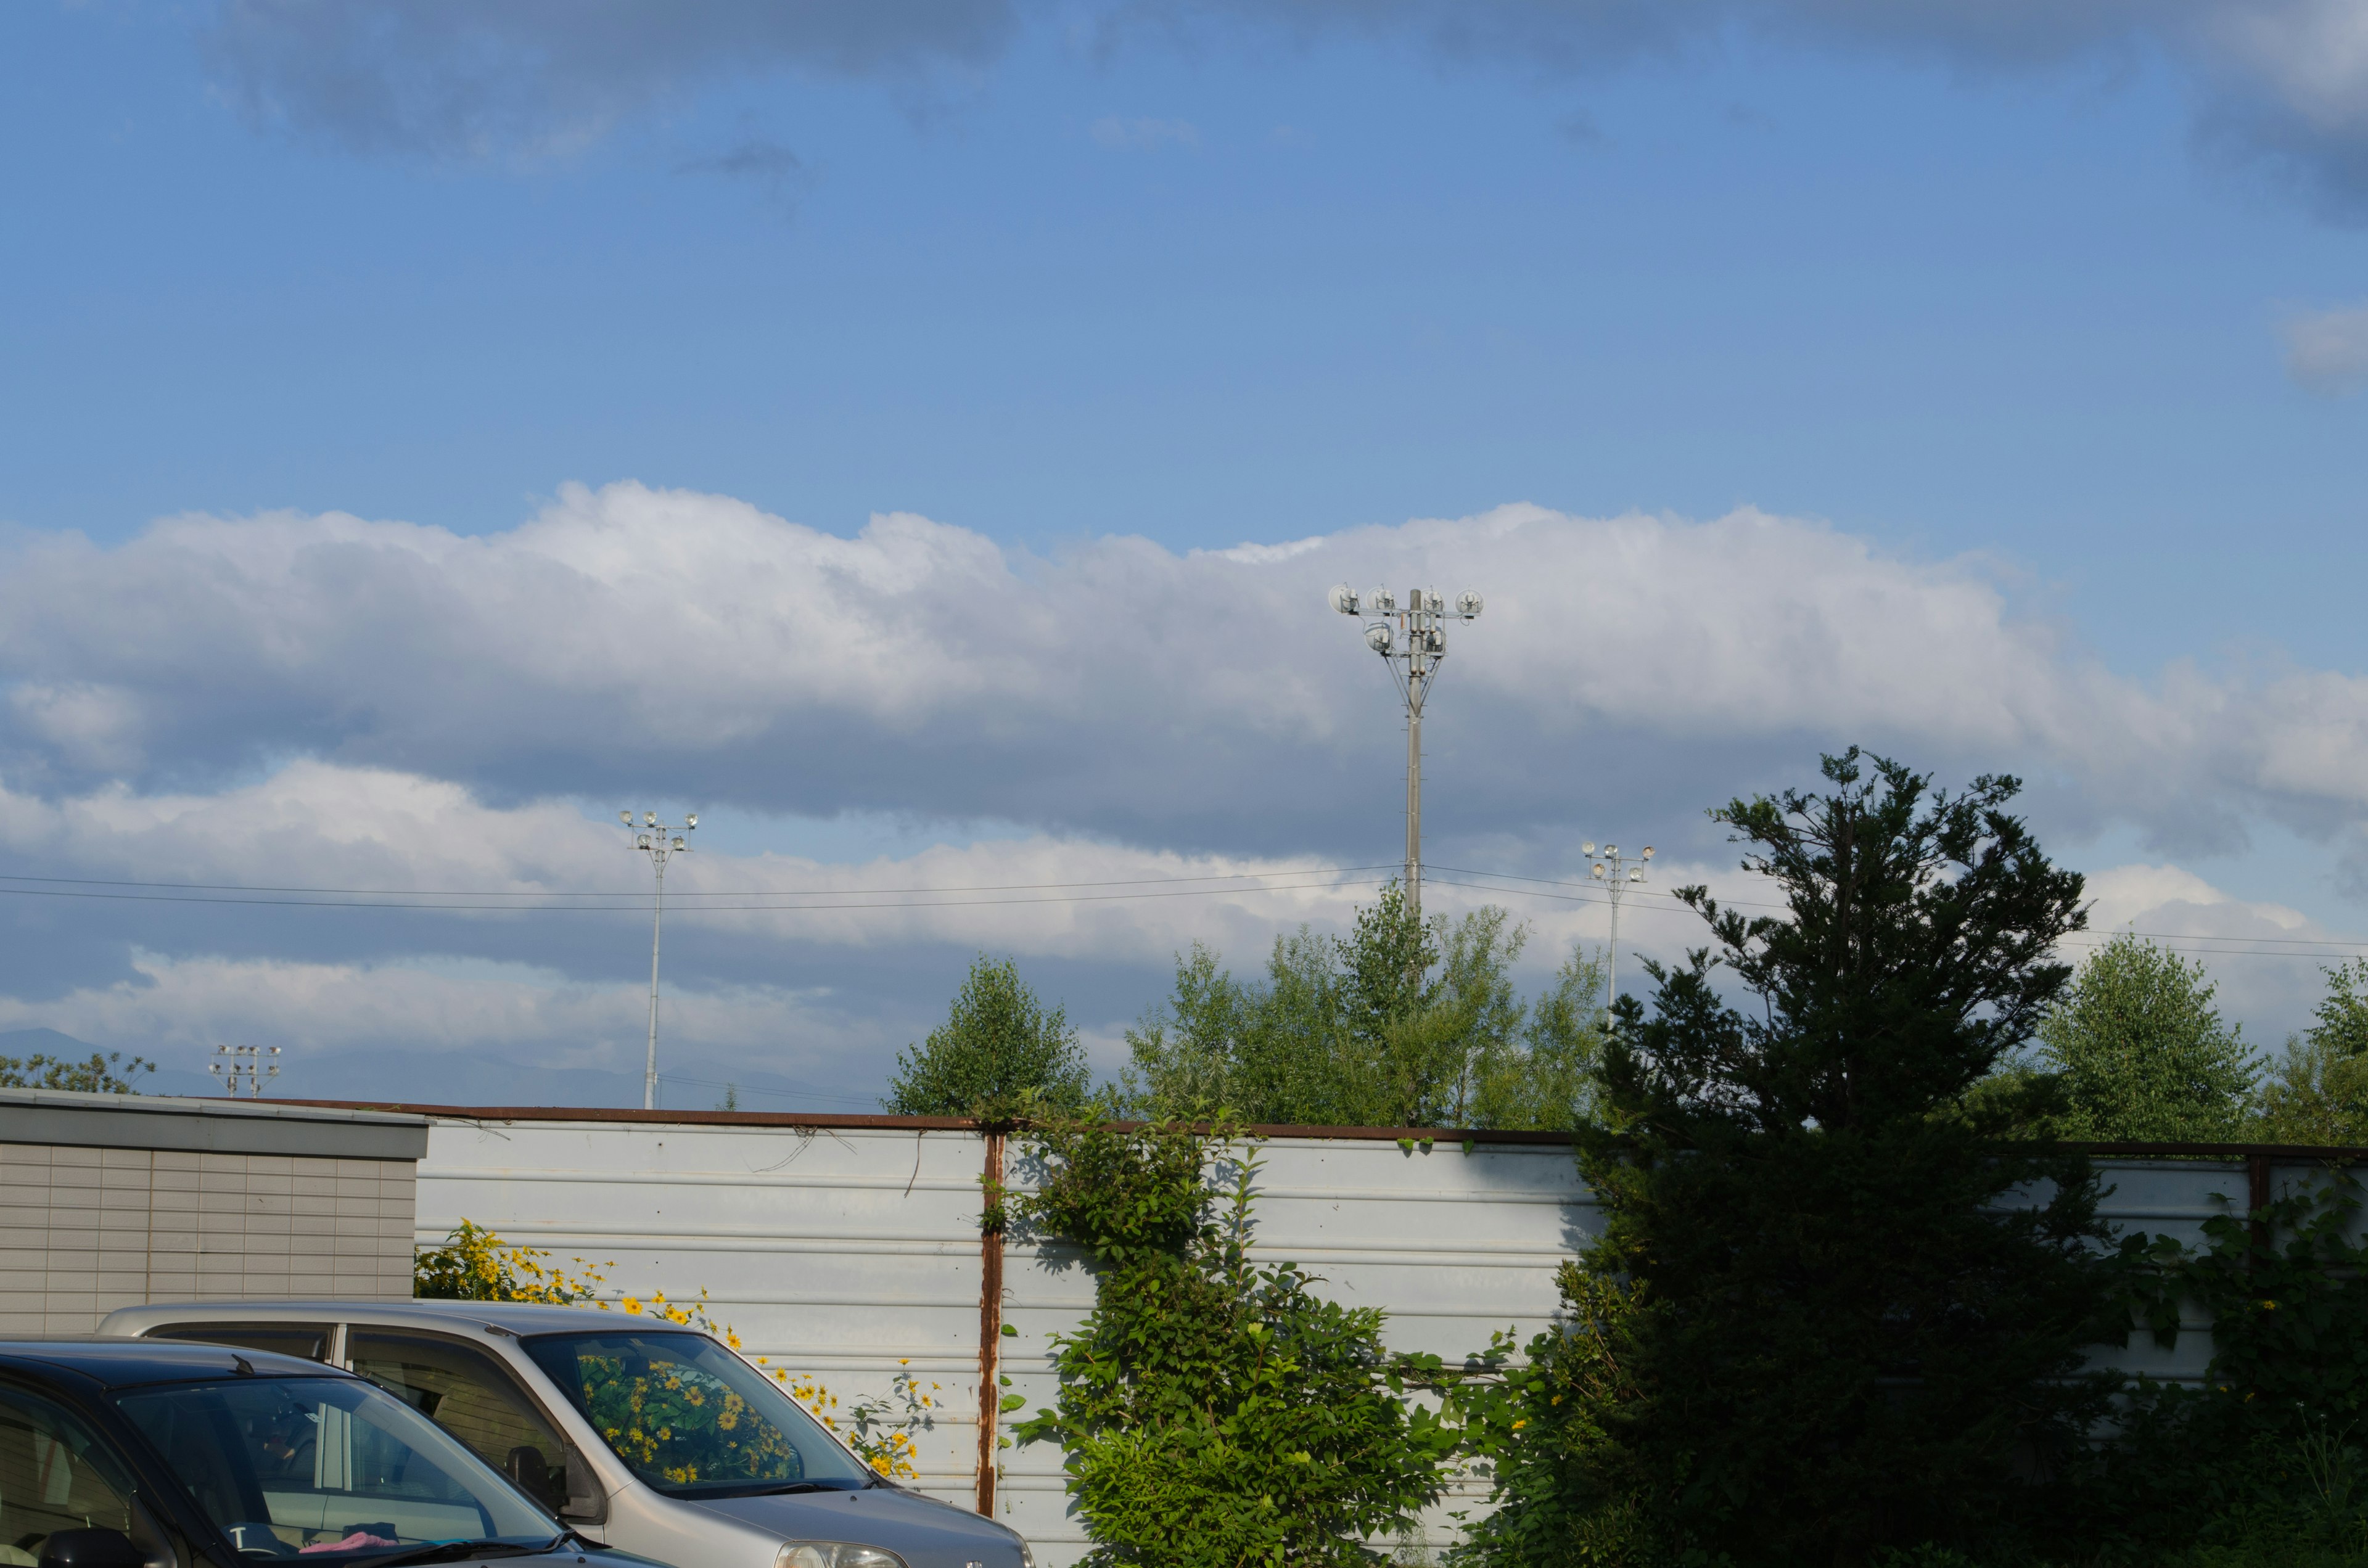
[
  {"xmin": 0, "ymin": 871, "xmax": 1392, "ymax": 914},
  {"xmin": 0, "ymin": 864, "xmax": 1398, "ymax": 900}
]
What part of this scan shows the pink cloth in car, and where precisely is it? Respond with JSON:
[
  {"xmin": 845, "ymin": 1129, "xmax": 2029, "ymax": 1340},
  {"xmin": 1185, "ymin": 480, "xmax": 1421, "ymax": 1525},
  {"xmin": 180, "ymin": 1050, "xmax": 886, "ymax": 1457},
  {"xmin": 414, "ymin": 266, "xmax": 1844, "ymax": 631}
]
[{"xmin": 298, "ymin": 1533, "xmax": 403, "ymax": 1554}]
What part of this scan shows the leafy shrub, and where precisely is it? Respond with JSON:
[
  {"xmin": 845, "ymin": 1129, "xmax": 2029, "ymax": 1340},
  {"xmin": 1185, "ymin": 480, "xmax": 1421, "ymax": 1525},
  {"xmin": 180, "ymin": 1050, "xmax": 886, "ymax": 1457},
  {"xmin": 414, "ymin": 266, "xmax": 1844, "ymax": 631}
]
[{"xmin": 1011, "ymin": 1115, "xmax": 1457, "ymax": 1566}]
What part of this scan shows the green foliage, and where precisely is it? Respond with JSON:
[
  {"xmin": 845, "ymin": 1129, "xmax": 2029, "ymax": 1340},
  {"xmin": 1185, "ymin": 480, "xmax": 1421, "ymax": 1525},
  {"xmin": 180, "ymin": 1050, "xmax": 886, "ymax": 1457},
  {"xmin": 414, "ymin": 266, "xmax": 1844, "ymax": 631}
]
[
  {"xmin": 0, "ymin": 1049, "xmax": 153, "ymax": 1094},
  {"xmin": 2037, "ymin": 933, "xmax": 2257, "ymax": 1141},
  {"xmin": 885, "ymin": 953, "xmax": 1093, "ymax": 1117},
  {"xmin": 2095, "ymin": 1169, "xmax": 2368, "ymax": 1564},
  {"xmin": 1011, "ymin": 1115, "xmax": 1455, "ymax": 1567},
  {"xmin": 1122, "ymin": 884, "xmax": 1609, "ymax": 1130},
  {"xmin": 1496, "ymin": 750, "xmax": 2122, "ymax": 1566},
  {"xmin": 2257, "ymin": 959, "xmax": 2368, "ymax": 1144}
]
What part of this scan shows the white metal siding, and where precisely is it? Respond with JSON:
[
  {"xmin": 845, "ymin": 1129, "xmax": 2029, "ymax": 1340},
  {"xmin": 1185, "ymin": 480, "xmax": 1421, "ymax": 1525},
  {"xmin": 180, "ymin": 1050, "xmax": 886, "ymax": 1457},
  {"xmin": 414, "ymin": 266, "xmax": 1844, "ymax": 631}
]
[{"xmin": 417, "ymin": 1120, "xmax": 2290, "ymax": 1566}]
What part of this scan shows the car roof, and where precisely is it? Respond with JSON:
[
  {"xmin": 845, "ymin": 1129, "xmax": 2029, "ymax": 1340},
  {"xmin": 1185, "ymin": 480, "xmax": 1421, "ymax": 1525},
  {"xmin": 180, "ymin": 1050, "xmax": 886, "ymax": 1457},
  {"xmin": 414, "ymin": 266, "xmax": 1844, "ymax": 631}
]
[
  {"xmin": 103, "ymin": 1299, "xmax": 704, "ymax": 1337},
  {"xmin": 0, "ymin": 1338, "xmax": 343, "ymax": 1389}
]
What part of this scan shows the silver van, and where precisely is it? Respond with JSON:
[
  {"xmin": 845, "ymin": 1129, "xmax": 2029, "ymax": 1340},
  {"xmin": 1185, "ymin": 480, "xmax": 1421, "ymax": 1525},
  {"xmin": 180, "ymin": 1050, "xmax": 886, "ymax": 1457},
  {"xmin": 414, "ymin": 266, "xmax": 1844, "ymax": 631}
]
[{"xmin": 99, "ymin": 1300, "xmax": 1030, "ymax": 1568}]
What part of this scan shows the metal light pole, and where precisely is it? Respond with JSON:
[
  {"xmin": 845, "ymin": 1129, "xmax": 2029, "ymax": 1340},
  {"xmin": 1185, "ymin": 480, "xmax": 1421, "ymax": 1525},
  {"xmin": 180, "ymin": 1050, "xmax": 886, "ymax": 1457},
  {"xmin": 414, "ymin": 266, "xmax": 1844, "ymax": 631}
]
[
  {"xmin": 210, "ymin": 1044, "xmax": 279, "ymax": 1098},
  {"xmin": 1330, "ymin": 582, "xmax": 1484, "ymax": 921},
  {"xmin": 1585, "ymin": 841, "xmax": 1652, "ymax": 1014},
  {"xmin": 623, "ymin": 809, "xmax": 696, "ymax": 1110}
]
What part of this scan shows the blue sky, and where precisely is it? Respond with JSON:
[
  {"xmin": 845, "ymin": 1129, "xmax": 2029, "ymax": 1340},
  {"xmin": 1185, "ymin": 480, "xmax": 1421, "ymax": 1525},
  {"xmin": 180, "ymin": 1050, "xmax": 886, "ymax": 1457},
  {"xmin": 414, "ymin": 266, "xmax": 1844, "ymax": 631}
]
[{"xmin": 2, "ymin": 0, "xmax": 2366, "ymax": 1106}]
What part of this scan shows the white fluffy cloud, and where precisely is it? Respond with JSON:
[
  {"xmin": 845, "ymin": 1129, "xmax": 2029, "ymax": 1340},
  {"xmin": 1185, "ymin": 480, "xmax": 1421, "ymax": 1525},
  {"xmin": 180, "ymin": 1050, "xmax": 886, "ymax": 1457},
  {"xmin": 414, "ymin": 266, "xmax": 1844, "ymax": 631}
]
[
  {"xmin": 2282, "ymin": 302, "xmax": 2368, "ymax": 392},
  {"xmin": 4, "ymin": 483, "xmax": 2366, "ymax": 855},
  {"xmin": 11, "ymin": 484, "xmax": 2368, "ymax": 1080}
]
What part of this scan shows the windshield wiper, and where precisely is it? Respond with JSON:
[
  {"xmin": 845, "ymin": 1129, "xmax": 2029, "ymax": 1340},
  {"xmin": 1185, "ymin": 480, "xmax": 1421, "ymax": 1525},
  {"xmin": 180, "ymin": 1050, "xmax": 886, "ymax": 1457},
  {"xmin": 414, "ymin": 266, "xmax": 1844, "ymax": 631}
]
[{"xmin": 356, "ymin": 1539, "xmax": 554, "ymax": 1568}]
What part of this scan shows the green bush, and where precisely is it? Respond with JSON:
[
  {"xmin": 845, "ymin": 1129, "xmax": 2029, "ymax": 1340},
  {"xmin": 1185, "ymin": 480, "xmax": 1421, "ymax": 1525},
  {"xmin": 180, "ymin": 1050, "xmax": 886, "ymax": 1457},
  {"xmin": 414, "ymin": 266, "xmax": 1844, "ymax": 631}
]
[{"xmin": 1011, "ymin": 1115, "xmax": 1457, "ymax": 1567}]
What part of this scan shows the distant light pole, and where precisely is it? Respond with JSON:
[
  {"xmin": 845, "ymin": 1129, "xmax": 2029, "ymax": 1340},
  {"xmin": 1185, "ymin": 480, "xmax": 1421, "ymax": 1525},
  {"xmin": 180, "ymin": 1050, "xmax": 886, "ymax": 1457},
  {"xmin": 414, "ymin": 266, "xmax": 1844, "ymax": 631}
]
[
  {"xmin": 210, "ymin": 1044, "xmax": 279, "ymax": 1098},
  {"xmin": 623, "ymin": 810, "xmax": 696, "ymax": 1110},
  {"xmin": 1329, "ymin": 582, "xmax": 1484, "ymax": 921},
  {"xmin": 1586, "ymin": 842, "xmax": 1652, "ymax": 1015}
]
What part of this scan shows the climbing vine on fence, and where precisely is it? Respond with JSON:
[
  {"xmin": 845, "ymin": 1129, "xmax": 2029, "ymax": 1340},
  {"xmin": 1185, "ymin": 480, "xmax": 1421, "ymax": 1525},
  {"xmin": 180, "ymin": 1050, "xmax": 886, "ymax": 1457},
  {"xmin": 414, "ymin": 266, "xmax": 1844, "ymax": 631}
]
[
  {"xmin": 415, "ymin": 1220, "xmax": 936, "ymax": 1478},
  {"xmin": 1010, "ymin": 1115, "xmax": 1460, "ymax": 1567}
]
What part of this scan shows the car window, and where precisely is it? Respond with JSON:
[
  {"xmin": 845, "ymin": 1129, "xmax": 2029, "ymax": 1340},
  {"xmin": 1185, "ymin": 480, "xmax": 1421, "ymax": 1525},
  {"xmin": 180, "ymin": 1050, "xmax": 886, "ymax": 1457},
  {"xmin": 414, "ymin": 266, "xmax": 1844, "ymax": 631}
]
[
  {"xmin": 0, "ymin": 1384, "xmax": 141, "ymax": 1566},
  {"xmin": 114, "ymin": 1375, "xmax": 556, "ymax": 1563},
  {"xmin": 149, "ymin": 1324, "xmax": 332, "ymax": 1364},
  {"xmin": 522, "ymin": 1330, "xmax": 870, "ymax": 1498},
  {"xmin": 346, "ymin": 1332, "xmax": 572, "ymax": 1514}
]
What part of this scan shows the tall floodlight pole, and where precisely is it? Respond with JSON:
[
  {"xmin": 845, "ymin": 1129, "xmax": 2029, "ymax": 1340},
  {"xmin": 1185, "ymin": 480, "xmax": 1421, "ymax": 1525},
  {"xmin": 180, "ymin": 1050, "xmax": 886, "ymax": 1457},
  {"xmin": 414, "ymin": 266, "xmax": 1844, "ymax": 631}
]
[
  {"xmin": 623, "ymin": 809, "xmax": 696, "ymax": 1110},
  {"xmin": 1584, "ymin": 841, "xmax": 1653, "ymax": 1016},
  {"xmin": 209, "ymin": 1044, "xmax": 279, "ymax": 1098},
  {"xmin": 1329, "ymin": 582, "xmax": 1484, "ymax": 921}
]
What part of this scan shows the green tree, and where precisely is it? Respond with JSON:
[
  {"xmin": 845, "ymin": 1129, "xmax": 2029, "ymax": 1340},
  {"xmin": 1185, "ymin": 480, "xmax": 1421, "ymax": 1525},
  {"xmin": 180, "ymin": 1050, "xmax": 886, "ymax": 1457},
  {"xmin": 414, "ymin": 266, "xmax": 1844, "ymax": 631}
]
[
  {"xmin": 1120, "ymin": 885, "xmax": 1608, "ymax": 1130},
  {"xmin": 884, "ymin": 954, "xmax": 1092, "ymax": 1117},
  {"xmin": 0, "ymin": 1049, "xmax": 153, "ymax": 1094},
  {"xmin": 1011, "ymin": 1115, "xmax": 1453, "ymax": 1566},
  {"xmin": 1492, "ymin": 751, "xmax": 2121, "ymax": 1566},
  {"xmin": 2255, "ymin": 957, "xmax": 2368, "ymax": 1143},
  {"xmin": 2037, "ymin": 932, "xmax": 2256, "ymax": 1141}
]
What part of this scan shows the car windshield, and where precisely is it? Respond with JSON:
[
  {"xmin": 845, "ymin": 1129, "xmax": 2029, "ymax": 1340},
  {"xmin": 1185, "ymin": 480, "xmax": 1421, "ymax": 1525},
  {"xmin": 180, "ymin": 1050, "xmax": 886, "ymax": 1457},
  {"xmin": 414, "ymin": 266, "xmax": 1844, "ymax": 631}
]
[
  {"xmin": 521, "ymin": 1331, "xmax": 871, "ymax": 1499},
  {"xmin": 113, "ymin": 1376, "xmax": 559, "ymax": 1563}
]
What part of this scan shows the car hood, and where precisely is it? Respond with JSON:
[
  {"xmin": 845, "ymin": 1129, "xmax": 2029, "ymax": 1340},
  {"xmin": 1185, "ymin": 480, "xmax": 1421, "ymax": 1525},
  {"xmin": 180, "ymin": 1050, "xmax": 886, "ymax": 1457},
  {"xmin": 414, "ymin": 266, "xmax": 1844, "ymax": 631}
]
[{"xmin": 692, "ymin": 1487, "xmax": 1024, "ymax": 1568}]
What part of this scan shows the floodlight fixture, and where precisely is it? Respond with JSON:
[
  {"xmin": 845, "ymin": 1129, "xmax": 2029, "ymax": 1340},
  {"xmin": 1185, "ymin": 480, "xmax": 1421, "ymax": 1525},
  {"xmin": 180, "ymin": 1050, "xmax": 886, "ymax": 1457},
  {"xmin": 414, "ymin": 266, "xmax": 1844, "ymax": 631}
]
[
  {"xmin": 1583, "ymin": 839, "xmax": 1651, "ymax": 1021},
  {"xmin": 1326, "ymin": 575, "xmax": 1487, "ymax": 921},
  {"xmin": 210, "ymin": 1043, "xmax": 280, "ymax": 1099},
  {"xmin": 625, "ymin": 810, "xmax": 697, "ymax": 1110}
]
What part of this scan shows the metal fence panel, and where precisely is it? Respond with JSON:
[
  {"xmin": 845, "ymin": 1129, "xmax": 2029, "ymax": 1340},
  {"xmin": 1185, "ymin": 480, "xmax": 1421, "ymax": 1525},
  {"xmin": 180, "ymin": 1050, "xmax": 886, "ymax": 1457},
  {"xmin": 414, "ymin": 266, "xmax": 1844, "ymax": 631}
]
[
  {"xmin": 419, "ymin": 1119, "xmax": 992, "ymax": 1503},
  {"xmin": 414, "ymin": 1117, "xmax": 2352, "ymax": 1566}
]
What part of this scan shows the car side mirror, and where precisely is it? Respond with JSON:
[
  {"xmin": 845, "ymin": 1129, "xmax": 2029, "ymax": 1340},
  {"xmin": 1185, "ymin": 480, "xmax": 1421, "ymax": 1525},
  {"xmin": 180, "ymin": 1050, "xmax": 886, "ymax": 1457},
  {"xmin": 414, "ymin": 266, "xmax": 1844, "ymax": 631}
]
[
  {"xmin": 561, "ymin": 1446, "xmax": 607, "ymax": 1525},
  {"xmin": 39, "ymin": 1529, "xmax": 147, "ymax": 1568}
]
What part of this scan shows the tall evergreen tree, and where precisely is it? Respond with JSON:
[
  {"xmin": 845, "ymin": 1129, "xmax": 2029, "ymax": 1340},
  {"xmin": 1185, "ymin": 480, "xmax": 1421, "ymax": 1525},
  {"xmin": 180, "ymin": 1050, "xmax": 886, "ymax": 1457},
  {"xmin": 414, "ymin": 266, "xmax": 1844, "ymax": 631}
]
[
  {"xmin": 1526, "ymin": 751, "xmax": 2119, "ymax": 1565},
  {"xmin": 2036, "ymin": 933, "xmax": 2256, "ymax": 1140},
  {"xmin": 884, "ymin": 954, "xmax": 1092, "ymax": 1116}
]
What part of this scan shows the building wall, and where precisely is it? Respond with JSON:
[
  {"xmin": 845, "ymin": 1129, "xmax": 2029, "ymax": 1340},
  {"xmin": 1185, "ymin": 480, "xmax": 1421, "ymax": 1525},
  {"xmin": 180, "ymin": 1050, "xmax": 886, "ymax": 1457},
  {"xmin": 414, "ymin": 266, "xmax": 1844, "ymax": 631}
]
[
  {"xmin": 0, "ymin": 1145, "xmax": 417, "ymax": 1334},
  {"xmin": 0, "ymin": 1088, "xmax": 429, "ymax": 1336}
]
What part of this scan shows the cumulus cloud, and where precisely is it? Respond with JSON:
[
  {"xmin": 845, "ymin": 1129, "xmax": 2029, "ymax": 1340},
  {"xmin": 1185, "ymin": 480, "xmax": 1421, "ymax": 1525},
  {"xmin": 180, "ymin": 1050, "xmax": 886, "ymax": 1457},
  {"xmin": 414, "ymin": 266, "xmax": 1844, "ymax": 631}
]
[
  {"xmin": 200, "ymin": 0, "xmax": 1016, "ymax": 160},
  {"xmin": 12, "ymin": 483, "xmax": 2368, "ymax": 1083},
  {"xmin": 195, "ymin": 0, "xmax": 2368, "ymax": 211},
  {"xmin": 5, "ymin": 483, "xmax": 2368, "ymax": 860},
  {"xmin": 0, "ymin": 760, "xmax": 1397, "ymax": 966},
  {"xmin": 2282, "ymin": 302, "xmax": 2368, "ymax": 392}
]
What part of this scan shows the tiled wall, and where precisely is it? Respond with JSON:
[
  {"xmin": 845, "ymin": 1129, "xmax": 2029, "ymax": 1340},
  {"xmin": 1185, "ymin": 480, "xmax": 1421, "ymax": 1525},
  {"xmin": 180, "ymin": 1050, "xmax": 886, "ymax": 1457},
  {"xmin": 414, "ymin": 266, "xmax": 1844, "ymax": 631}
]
[{"xmin": 0, "ymin": 1143, "xmax": 417, "ymax": 1334}]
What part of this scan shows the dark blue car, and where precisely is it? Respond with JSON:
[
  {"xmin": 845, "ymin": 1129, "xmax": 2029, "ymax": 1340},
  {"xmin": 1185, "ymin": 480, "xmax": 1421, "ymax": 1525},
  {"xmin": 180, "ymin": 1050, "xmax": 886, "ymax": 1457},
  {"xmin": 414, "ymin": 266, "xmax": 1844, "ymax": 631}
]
[{"xmin": 0, "ymin": 1339, "xmax": 649, "ymax": 1568}]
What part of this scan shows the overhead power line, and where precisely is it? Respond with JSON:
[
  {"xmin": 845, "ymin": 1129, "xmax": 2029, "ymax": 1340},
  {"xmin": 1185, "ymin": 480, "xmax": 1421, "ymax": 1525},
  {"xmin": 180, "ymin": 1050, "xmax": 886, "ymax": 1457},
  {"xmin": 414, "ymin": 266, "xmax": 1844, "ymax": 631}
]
[
  {"xmin": 0, "ymin": 868, "xmax": 1396, "ymax": 914},
  {"xmin": 0, "ymin": 863, "xmax": 1399, "ymax": 900}
]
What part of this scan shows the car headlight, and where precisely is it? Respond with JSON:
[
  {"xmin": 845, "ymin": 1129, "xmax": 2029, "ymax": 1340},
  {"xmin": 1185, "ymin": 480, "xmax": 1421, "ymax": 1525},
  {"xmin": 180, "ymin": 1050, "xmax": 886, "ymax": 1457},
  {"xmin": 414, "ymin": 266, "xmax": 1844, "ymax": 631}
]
[
  {"xmin": 1018, "ymin": 1540, "xmax": 1035, "ymax": 1568},
  {"xmin": 777, "ymin": 1545, "xmax": 909, "ymax": 1568}
]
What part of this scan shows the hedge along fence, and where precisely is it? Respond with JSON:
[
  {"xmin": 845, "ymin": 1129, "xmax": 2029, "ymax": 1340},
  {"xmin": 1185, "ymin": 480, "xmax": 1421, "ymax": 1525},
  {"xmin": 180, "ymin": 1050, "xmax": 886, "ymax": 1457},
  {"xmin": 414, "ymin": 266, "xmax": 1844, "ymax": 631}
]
[{"xmin": 297, "ymin": 1100, "xmax": 2368, "ymax": 1566}]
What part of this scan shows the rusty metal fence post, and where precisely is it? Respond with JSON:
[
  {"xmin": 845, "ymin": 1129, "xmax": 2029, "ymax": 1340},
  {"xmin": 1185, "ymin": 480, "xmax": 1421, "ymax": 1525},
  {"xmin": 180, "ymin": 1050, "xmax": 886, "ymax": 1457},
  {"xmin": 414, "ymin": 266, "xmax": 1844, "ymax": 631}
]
[{"xmin": 976, "ymin": 1129, "xmax": 1006, "ymax": 1515}]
